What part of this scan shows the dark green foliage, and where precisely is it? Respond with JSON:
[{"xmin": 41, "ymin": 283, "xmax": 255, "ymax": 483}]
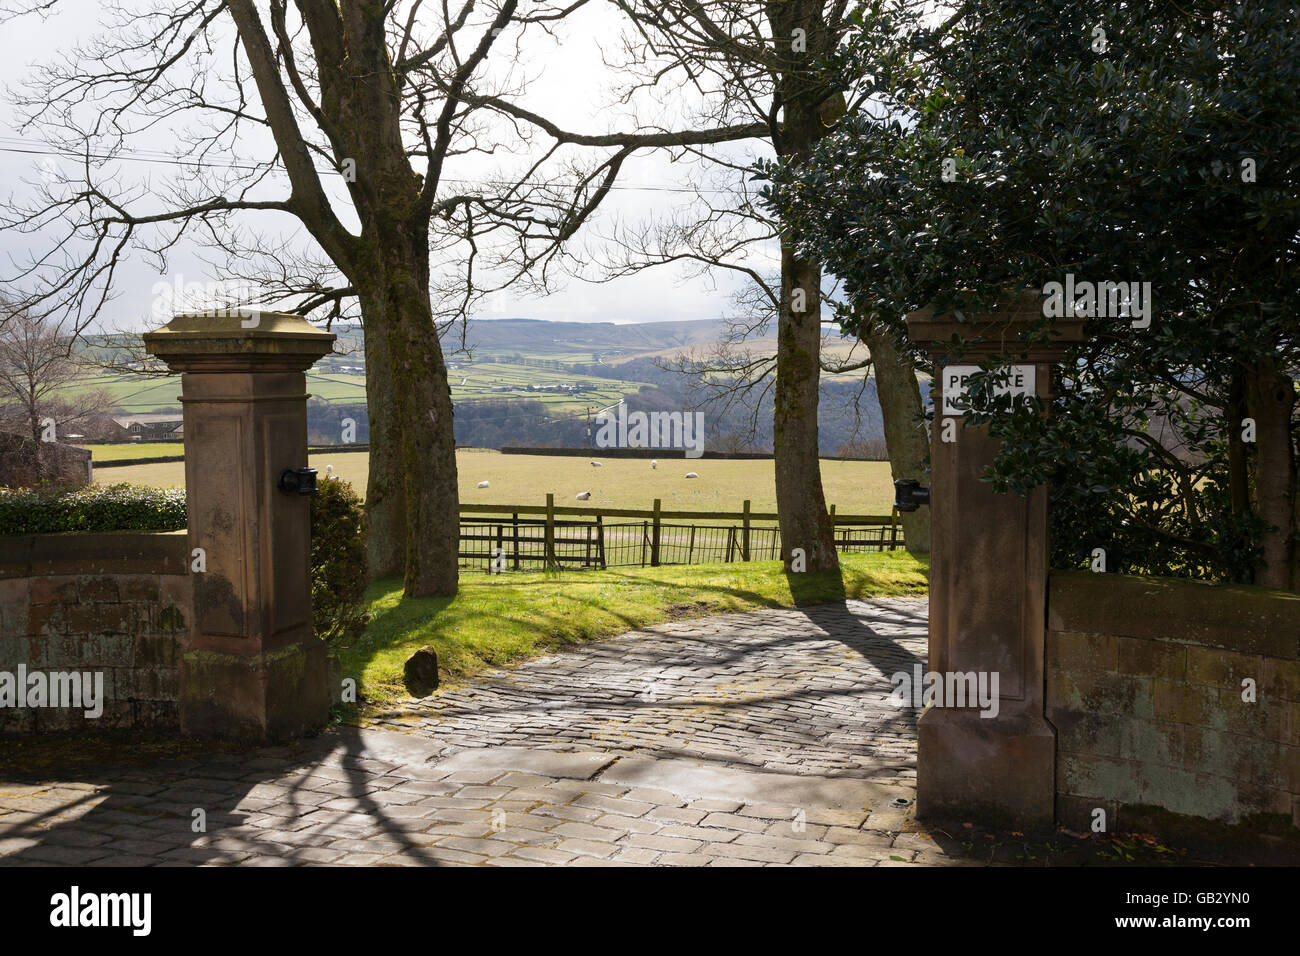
[
  {"xmin": 0, "ymin": 483, "xmax": 186, "ymax": 534},
  {"xmin": 767, "ymin": 0, "xmax": 1299, "ymax": 584},
  {"xmin": 309, "ymin": 477, "xmax": 370, "ymax": 647}
]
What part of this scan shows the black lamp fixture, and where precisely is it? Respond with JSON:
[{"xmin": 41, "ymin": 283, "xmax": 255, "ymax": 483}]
[
  {"xmin": 894, "ymin": 478, "xmax": 930, "ymax": 512},
  {"xmin": 278, "ymin": 466, "xmax": 319, "ymax": 496}
]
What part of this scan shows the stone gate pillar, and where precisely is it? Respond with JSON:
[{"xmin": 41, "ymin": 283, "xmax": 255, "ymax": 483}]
[
  {"xmin": 906, "ymin": 294, "xmax": 1084, "ymax": 830},
  {"xmin": 143, "ymin": 312, "xmax": 335, "ymax": 741}
]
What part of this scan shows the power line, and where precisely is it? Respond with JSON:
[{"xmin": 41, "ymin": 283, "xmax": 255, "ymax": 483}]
[{"xmin": 0, "ymin": 134, "xmax": 743, "ymax": 195}]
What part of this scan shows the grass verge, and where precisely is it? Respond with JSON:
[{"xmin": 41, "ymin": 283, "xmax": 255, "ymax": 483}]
[{"xmin": 340, "ymin": 550, "xmax": 929, "ymax": 710}]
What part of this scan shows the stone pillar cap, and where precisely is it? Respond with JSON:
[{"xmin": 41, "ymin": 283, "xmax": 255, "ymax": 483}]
[
  {"xmin": 906, "ymin": 290, "xmax": 1086, "ymax": 361},
  {"xmin": 143, "ymin": 311, "xmax": 336, "ymax": 372}
]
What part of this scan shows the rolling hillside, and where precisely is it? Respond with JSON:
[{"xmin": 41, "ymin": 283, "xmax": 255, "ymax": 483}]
[{"xmin": 61, "ymin": 317, "xmax": 896, "ymax": 453}]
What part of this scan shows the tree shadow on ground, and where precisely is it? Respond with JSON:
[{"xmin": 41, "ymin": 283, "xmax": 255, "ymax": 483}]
[{"xmin": 0, "ymin": 726, "xmax": 453, "ymax": 867}]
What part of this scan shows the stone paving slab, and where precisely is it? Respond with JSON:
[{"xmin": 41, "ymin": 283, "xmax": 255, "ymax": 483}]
[
  {"xmin": 432, "ymin": 748, "xmax": 617, "ymax": 780},
  {"xmin": 599, "ymin": 756, "xmax": 911, "ymax": 810},
  {"xmin": 0, "ymin": 599, "xmax": 958, "ymax": 867}
]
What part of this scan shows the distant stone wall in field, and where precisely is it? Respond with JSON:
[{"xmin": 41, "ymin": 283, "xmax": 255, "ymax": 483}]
[
  {"xmin": 0, "ymin": 531, "xmax": 190, "ymax": 733},
  {"xmin": 1046, "ymin": 571, "xmax": 1299, "ymax": 848},
  {"xmin": 500, "ymin": 446, "xmax": 886, "ymax": 461}
]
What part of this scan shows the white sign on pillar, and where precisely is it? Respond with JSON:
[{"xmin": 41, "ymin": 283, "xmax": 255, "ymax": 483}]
[{"xmin": 941, "ymin": 364, "xmax": 1037, "ymax": 416}]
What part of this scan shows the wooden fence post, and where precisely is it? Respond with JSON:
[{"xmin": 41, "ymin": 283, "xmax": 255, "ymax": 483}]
[
  {"xmin": 545, "ymin": 493, "xmax": 557, "ymax": 571},
  {"xmin": 741, "ymin": 498, "xmax": 751, "ymax": 561},
  {"xmin": 495, "ymin": 523, "xmax": 503, "ymax": 572},
  {"xmin": 596, "ymin": 515, "xmax": 607, "ymax": 569},
  {"xmin": 650, "ymin": 497, "xmax": 662, "ymax": 567},
  {"xmin": 641, "ymin": 521, "xmax": 649, "ymax": 566},
  {"xmin": 512, "ymin": 512, "xmax": 521, "ymax": 569}
]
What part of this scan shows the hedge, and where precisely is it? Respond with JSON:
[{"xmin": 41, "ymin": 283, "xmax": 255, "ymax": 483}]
[
  {"xmin": 310, "ymin": 478, "xmax": 371, "ymax": 647},
  {"xmin": 0, "ymin": 484, "xmax": 186, "ymax": 534},
  {"xmin": 0, "ymin": 480, "xmax": 369, "ymax": 649}
]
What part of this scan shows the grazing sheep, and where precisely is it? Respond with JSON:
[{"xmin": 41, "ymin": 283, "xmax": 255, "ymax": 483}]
[
  {"xmin": 476, "ymin": 480, "xmax": 490, "ymax": 489},
  {"xmin": 651, "ymin": 460, "xmax": 658, "ymax": 469},
  {"xmin": 590, "ymin": 460, "xmax": 603, "ymax": 467},
  {"xmin": 575, "ymin": 491, "xmax": 591, "ymax": 500},
  {"xmin": 684, "ymin": 472, "xmax": 699, "ymax": 479}
]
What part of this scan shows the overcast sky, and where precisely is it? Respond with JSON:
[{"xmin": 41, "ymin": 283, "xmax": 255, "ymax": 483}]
[{"xmin": 0, "ymin": 0, "xmax": 771, "ymax": 331}]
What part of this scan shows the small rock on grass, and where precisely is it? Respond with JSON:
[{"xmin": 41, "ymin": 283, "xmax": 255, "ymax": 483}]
[{"xmin": 404, "ymin": 646, "xmax": 440, "ymax": 697}]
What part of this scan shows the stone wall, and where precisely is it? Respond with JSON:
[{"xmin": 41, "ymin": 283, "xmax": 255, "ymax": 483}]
[
  {"xmin": 0, "ymin": 433, "xmax": 93, "ymax": 488},
  {"xmin": 1047, "ymin": 571, "xmax": 1299, "ymax": 847},
  {"xmin": 0, "ymin": 531, "xmax": 190, "ymax": 733}
]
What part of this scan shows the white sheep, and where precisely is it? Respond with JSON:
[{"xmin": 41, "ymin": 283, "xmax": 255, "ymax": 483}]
[
  {"xmin": 651, "ymin": 460, "xmax": 658, "ymax": 469},
  {"xmin": 590, "ymin": 460, "xmax": 603, "ymax": 467},
  {"xmin": 575, "ymin": 491, "xmax": 591, "ymax": 501},
  {"xmin": 476, "ymin": 480, "xmax": 490, "ymax": 489},
  {"xmin": 685, "ymin": 472, "xmax": 699, "ymax": 479}
]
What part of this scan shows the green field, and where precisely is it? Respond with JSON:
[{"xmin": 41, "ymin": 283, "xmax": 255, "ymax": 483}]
[
  {"xmin": 57, "ymin": 362, "xmax": 645, "ymax": 416},
  {"xmin": 96, "ymin": 449, "xmax": 897, "ymax": 514},
  {"xmin": 79, "ymin": 442, "xmax": 183, "ymax": 462}
]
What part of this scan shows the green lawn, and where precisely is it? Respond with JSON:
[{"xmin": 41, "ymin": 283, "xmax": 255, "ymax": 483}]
[
  {"xmin": 341, "ymin": 550, "xmax": 928, "ymax": 710},
  {"xmin": 79, "ymin": 442, "xmax": 183, "ymax": 462}
]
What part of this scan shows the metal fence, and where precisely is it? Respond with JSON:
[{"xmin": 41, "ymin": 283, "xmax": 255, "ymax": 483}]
[{"xmin": 457, "ymin": 497, "xmax": 903, "ymax": 572}]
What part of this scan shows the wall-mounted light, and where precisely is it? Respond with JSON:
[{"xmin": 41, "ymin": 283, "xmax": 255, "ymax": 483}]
[
  {"xmin": 278, "ymin": 467, "xmax": 319, "ymax": 496},
  {"xmin": 894, "ymin": 478, "xmax": 930, "ymax": 512}
]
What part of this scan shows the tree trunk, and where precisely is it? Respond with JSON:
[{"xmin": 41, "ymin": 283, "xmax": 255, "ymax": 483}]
[
  {"xmin": 767, "ymin": 1, "xmax": 838, "ymax": 575},
  {"xmin": 360, "ymin": 228, "xmax": 460, "ymax": 598},
  {"xmin": 864, "ymin": 326, "xmax": 930, "ymax": 554},
  {"xmin": 1245, "ymin": 356, "xmax": 1296, "ymax": 591},
  {"xmin": 360, "ymin": 299, "xmax": 406, "ymax": 580},
  {"xmin": 26, "ymin": 398, "xmax": 45, "ymax": 481},
  {"xmin": 773, "ymin": 244, "xmax": 838, "ymax": 572}
]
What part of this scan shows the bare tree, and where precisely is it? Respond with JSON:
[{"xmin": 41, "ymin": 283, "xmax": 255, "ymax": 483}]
[
  {"xmin": 0, "ymin": 0, "xmax": 770, "ymax": 597},
  {"xmin": 591, "ymin": 125, "xmax": 933, "ymax": 553},
  {"xmin": 0, "ymin": 299, "xmax": 112, "ymax": 478},
  {"xmin": 571, "ymin": 0, "xmax": 862, "ymax": 571}
]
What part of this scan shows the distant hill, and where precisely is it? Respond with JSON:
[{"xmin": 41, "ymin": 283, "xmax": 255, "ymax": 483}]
[
  {"xmin": 327, "ymin": 316, "xmax": 730, "ymax": 360},
  {"xmin": 460, "ymin": 317, "xmax": 729, "ymax": 351},
  {"xmin": 73, "ymin": 316, "xmax": 891, "ymax": 454}
]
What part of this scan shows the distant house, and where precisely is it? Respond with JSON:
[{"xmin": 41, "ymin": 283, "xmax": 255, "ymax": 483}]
[{"xmin": 110, "ymin": 414, "xmax": 184, "ymax": 440}]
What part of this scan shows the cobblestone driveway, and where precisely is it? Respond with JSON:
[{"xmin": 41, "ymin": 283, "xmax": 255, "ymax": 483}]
[
  {"xmin": 374, "ymin": 598, "xmax": 928, "ymax": 783},
  {"xmin": 0, "ymin": 598, "xmax": 969, "ymax": 867}
]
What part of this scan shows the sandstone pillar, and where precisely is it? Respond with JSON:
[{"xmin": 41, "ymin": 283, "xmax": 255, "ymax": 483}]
[
  {"xmin": 906, "ymin": 294, "xmax": 1084, "ymax": 830},
  {"xmin": 143, "ymin": 312, "xmax": 335, "ymax": 741}
]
